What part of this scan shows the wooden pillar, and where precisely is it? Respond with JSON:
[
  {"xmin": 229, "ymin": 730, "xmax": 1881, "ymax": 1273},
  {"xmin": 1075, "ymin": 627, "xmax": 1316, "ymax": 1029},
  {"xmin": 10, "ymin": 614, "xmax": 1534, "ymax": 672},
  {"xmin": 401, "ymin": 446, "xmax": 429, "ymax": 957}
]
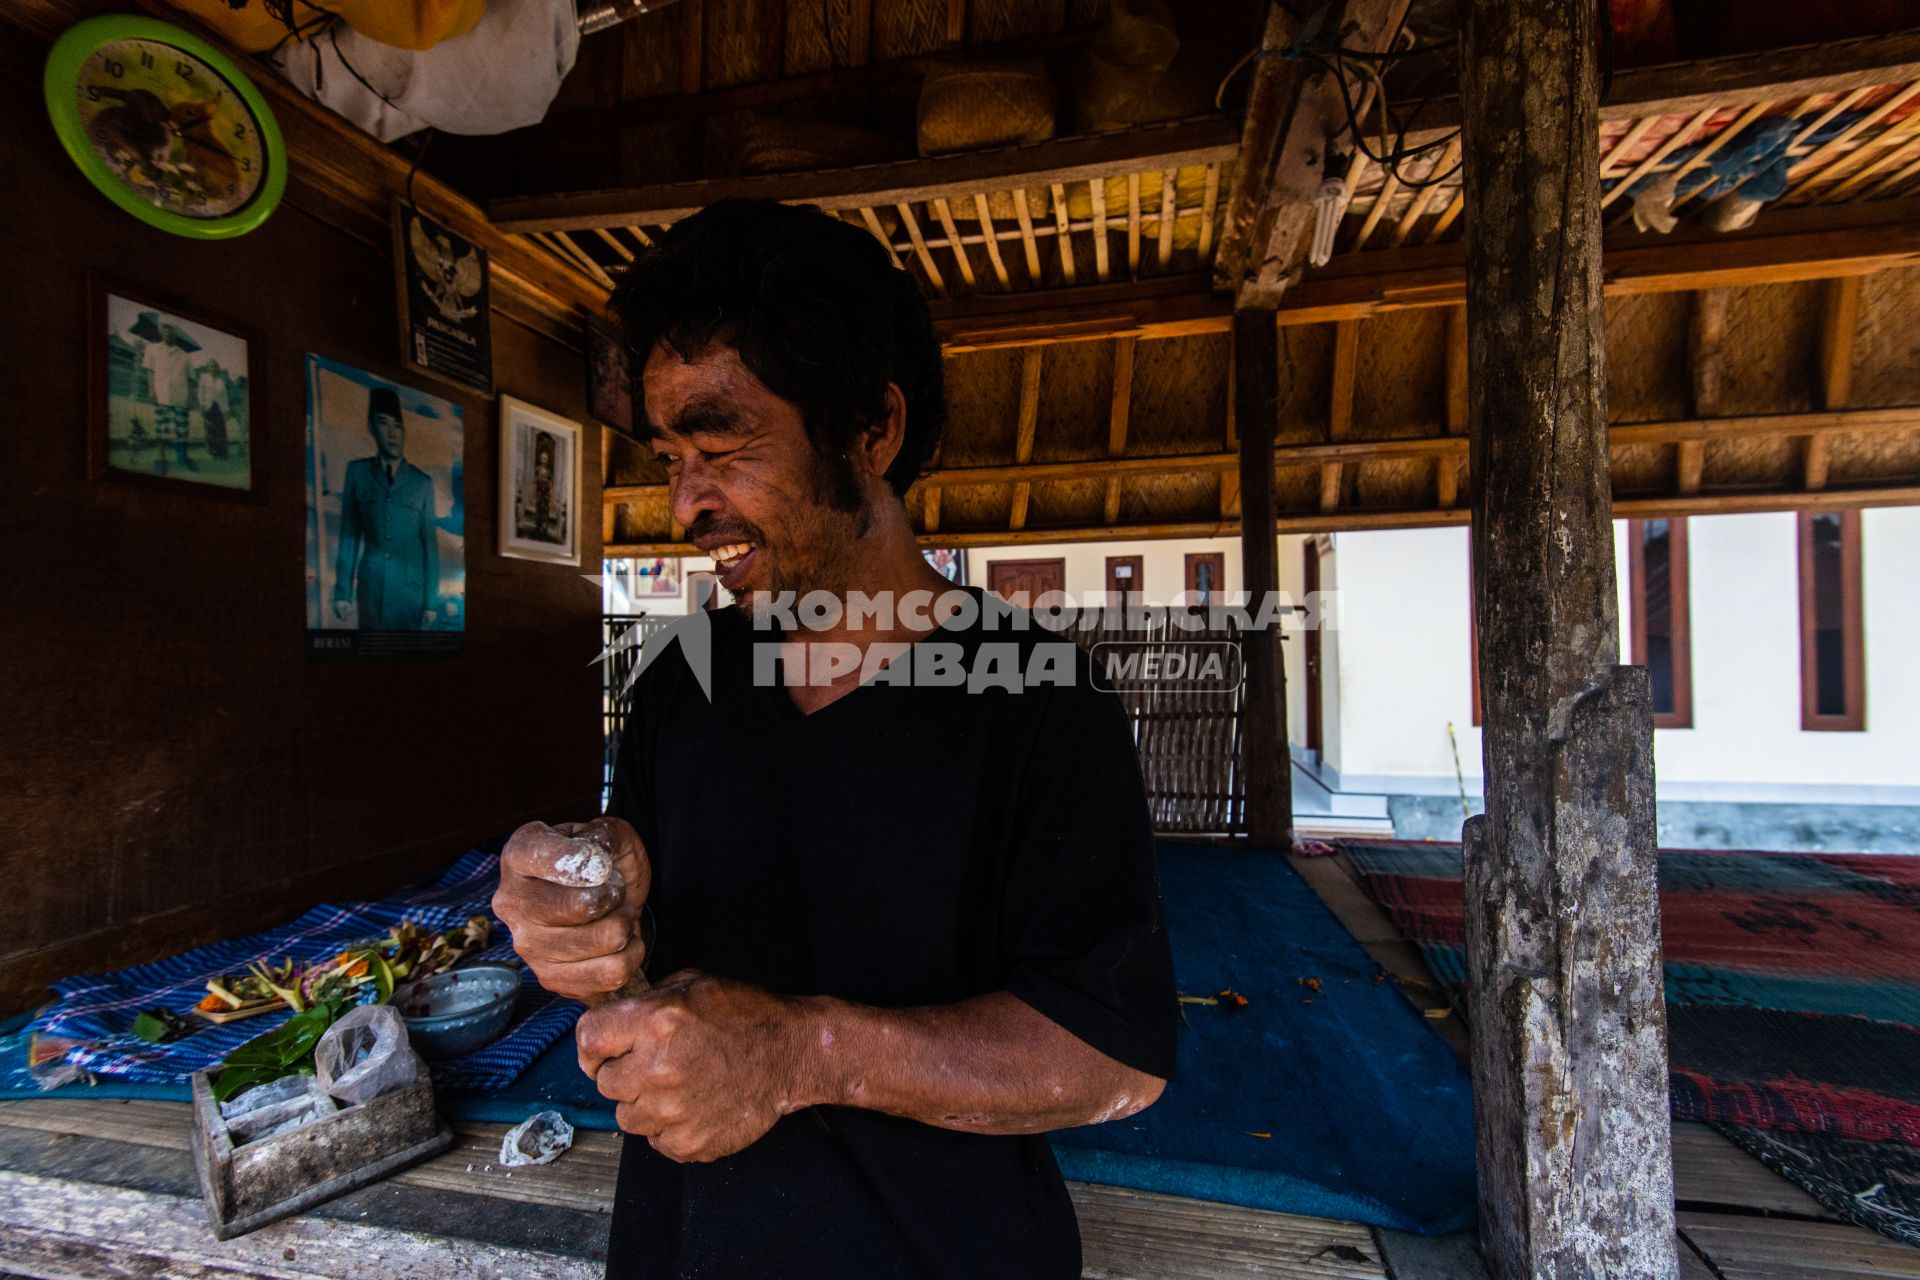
[
  {"xmin": 1459, "ymin": 1, "xmax": 1677, "ymax": 1277},
  {"xmin": 1234, "ymin": 307, "xmax": 1292, "ymax": 847}
]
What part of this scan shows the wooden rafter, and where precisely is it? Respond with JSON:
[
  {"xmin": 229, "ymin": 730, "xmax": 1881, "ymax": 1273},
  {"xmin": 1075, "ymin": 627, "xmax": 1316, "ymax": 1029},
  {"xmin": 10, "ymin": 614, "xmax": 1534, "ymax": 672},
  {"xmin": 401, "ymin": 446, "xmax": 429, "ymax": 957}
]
[
  {"xmin": 1321, "ymin": 320, "xmax": 1360, "ymax": 511},
  {"xmin": 1392, "ymin": 29, "xmax": 1920, "ymax": 150},
  {"xmin": 933, "ymin": 198, "xmax": 1920, "ymax": 351},
  {"xmin": 491, "ymin": 116, "xmax": 1241, "ymax": 233},
  {"xmin": 1103, "ymin": 337, "xmax": 1137, "ymax": 526},
  {"xmin": 605, "ymin": 481, "xmax": 1920, "ymax": 556},
  {"xmin": 1680, "ymin": 289, "xmax": 1728, "ymax": 494},
  {"xmin": 1007, "ymin": 349, "xmax": 1043, "ymax": 530},
  {"xmin": 1439, "ymin": 303, "xmax": 1467, "ymax": 506},
  {"xmin": 607, "ymin": 408, "xmax": 1920, "ymax": 510},
  {"xmin": 1808, "ymin": 274, "xmax": 1863, "ymax": 491}
]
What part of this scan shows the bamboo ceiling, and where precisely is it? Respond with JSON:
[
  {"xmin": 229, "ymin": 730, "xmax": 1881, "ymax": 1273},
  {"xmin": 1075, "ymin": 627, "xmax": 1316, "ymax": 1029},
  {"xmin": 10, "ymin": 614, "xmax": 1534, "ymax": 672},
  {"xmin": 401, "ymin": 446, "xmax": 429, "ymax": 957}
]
[{"xmin": 463, "ymin": 5, "xmax": 1920, "ymax": 554}]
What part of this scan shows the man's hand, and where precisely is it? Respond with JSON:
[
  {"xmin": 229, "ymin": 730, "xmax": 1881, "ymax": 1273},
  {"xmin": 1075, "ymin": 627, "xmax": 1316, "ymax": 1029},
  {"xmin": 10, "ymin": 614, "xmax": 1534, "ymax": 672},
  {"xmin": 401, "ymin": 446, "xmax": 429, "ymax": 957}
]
[
  {"xmin": 577, "ymin": 972, "xmax": 809, "ymax": 1164},
  {"xmin": 494, "ymin": 817, "xmax": 651, "ymax": 1003}
]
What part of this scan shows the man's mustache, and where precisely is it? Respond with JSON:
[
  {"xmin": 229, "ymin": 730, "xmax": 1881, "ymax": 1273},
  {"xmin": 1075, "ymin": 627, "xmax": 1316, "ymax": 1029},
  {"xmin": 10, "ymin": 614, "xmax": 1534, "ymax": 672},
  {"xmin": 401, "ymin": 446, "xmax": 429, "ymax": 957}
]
[{"xmin": 686, "ymin": 514, "xmax": 766, "ymax": 545}]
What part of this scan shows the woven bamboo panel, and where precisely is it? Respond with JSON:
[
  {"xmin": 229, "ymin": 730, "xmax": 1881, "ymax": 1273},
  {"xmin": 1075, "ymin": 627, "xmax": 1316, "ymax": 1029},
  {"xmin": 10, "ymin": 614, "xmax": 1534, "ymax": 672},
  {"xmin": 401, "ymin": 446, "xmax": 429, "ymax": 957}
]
[
  {"xmin": 1719, "ymin": 281, "xmax": 1822, "ymax": 414},
  {"xmin": 1355, "ymin": 309, "xmax": 1446, "ymax": 437},
  {"xmin": 875, "ymin": 0, "xmax": 947, "ymax": 62},
  {"xmin": 1606, "ymin": 293, "xmax": 1692, "ymax": 423},
  {"xmin": 1133, "ymin": 333, "xmax": 1232, "ymax": 455},
  {"xmin": 941, "ymin": 348, "xmax": 1027, "ymax": 465},
  {"xmin": 1034, "ymin": 339, "xmax": 1115, "ymax": 461},
  {"xmin": 1275, "ymin": 325, "xmax": 1334, "ymax": 445},
  {"xmin": 1828, "ymin": 426, "xmax": 1920, "ymax": 484},
  {"xmin": 1854, "ymin": 266, "xmax": 1920, "ymax": 407}
]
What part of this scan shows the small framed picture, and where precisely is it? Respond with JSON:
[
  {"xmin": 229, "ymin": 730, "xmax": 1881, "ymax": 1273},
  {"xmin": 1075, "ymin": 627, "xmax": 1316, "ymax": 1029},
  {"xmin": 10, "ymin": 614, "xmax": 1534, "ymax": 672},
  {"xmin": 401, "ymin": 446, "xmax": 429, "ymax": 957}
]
[
  {"xmin": 393, "ymin": 200, "xmax": 493, "ymax": 394},
  {"xmin": 498, "ymin": 396, "xmax": 582, "ymax": 565},
  {"xmin": 88, "ymin": 274, "xmax": 263, "ymax": 498},
  {"xmin": 585, "ymin": 315, "xmax": 638, "ymax": 439}
]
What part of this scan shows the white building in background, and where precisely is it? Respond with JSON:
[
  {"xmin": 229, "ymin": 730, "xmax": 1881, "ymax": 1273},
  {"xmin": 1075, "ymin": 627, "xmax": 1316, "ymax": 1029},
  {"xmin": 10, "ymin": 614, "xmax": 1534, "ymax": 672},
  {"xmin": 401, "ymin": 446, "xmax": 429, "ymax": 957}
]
[{"xmin": 962, "ymin": 507, "xmax": 1920, "ymax": 852}]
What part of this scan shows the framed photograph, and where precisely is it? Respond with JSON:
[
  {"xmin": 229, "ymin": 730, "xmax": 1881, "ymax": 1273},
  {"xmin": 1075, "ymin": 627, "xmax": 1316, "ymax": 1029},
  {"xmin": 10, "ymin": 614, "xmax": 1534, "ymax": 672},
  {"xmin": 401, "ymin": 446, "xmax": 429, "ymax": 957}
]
[
  {"xmin": 636, "ymin": 556, "xmax": 681, "ymax": 597},
  {"xmin": 924, "ymin": 547, "xmax": 966, "ymax": 586},
  {"xmin": 303, "ymin": 354, "xmax": 465, "ymax": 659},
  {"xmin": 393, "ymin": 200, "xmax": 492, "ymax": 393},
  {"xmin": 499, "ymin": 396, "xmax": 581, "ymax": 566},
  {"xmin": 88, "ymin": 274, "xmax": 262, "ymax": 497},
  {"xmin": 585, "ymin": 315, "xmax": 638, "ymax": 439}
]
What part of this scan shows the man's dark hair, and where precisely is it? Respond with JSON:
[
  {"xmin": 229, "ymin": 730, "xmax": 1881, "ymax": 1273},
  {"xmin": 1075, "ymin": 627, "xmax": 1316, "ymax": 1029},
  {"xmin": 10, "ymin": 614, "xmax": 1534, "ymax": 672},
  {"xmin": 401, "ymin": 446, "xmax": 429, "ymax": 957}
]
[{"xmin": 612, "ymin": 199, "xmax": 946, "ymax": 499}]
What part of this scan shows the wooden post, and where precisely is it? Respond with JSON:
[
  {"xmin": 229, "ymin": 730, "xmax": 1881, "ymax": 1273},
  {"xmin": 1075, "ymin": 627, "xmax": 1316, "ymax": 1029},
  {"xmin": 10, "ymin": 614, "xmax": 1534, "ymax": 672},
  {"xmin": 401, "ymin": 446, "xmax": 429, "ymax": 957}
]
[
  {"xmin": 1460, "ymin": 1, "xmax": 1677, "ymax": 1277},
  {"xmin": 1234, "ymin": 308, "xmax": 1292, "ymax": 846}
]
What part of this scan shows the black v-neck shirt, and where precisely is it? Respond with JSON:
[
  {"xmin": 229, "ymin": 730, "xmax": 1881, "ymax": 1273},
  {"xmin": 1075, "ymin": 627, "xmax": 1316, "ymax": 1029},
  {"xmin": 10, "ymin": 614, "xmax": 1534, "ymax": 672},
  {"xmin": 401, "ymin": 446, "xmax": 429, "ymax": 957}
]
[{"xmin": 601, "ymin": 590, "xmax": 1176, "ymax": 1280}]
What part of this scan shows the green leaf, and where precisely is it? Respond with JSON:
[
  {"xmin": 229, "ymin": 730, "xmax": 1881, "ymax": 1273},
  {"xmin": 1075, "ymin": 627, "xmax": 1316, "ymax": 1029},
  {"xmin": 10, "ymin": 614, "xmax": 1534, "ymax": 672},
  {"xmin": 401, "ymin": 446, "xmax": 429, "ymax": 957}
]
[
  {"xmin": 210, "ymin": 1002, "xmax": 340, "ymax": 1104},
  {"xmin": 130, "ymin": 1008, "xmax": 191, "ymax": 1044}
]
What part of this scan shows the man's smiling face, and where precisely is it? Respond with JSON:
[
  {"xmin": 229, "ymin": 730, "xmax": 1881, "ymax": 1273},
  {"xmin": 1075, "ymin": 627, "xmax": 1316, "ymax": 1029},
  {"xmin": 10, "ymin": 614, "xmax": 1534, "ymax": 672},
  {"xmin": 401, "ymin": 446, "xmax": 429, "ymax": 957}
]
[{"xmin": 643, "ymin": 342, "xmax": 869, "ymax": 609}]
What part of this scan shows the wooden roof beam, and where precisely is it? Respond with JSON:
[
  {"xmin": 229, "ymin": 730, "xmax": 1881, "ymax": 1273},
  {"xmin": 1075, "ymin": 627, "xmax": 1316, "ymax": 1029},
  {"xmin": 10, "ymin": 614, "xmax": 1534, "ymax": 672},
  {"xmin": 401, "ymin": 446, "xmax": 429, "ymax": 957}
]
[
  {"xmin": 604, "ymin": 406, "xmax": 1920, "ymax": 507},
  {"xmin": 491, "ymin": 116, "xmax": 1241, "ymax": 233},
  {"xmin": 1387, "ymin": 29, "xmax": 1920, "ymax": 153},
  {"xmin": 603, "ymin": 480, "xmax": 1920, "ymax": 556},
  {"xmin": 934, "ymin": 198, "xmax": 1920, "ymax": 351},
  {"xmin": 1214, "ymin": 0, "xmax": 1415, "ymax": 308}
]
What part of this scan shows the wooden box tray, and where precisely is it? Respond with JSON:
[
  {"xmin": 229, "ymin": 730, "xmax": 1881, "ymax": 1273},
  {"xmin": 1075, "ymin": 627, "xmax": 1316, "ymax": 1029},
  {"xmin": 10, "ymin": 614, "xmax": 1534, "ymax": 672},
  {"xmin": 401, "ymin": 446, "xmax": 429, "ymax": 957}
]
[{"xmin": 188, "ymin": 1068, "xmax": 454, "ymax": 1240}]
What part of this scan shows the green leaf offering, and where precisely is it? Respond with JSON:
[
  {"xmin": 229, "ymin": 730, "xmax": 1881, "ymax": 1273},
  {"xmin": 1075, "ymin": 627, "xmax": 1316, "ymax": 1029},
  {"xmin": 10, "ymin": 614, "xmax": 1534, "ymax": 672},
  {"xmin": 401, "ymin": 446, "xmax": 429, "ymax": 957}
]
[
  {"xmin": 209, "ymin": 1000, "xmax": 342, "ymax": 1104},
  {"xmin": 130, "ymin": 1008, "xmax": 192, "ymax": 1044}
]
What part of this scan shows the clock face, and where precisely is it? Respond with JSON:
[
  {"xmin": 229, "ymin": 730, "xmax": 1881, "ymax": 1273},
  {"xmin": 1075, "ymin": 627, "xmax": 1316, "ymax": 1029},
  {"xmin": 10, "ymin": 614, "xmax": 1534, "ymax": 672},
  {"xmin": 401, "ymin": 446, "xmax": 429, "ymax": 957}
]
[
  {"xmin": 74, "ymin": 38, "xmax": 266, "ymax": 219},
  {"xmin": 45, "ymin": 16, "xmax": 286, "ymax": 239}
]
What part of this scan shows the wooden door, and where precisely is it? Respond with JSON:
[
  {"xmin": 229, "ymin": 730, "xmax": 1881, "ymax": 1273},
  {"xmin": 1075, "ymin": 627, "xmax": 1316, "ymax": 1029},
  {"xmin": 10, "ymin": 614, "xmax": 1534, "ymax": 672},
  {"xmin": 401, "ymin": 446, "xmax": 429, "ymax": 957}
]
[
  {"xmin": 987, "ymin": 558, "xmax": 1066, "ymax": 607},
  {"xmin": 1302, "ymin": 541, "xmax": 1323, "ymax": 756}
]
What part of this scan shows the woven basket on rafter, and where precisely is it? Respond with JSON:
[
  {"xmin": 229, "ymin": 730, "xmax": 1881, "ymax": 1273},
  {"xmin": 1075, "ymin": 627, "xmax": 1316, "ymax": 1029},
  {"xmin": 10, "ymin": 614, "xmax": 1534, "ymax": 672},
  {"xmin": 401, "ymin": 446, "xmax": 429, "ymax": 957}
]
[{"xmin": 916, "ymin": 58, "xmax": 1056, "ymax": 158}]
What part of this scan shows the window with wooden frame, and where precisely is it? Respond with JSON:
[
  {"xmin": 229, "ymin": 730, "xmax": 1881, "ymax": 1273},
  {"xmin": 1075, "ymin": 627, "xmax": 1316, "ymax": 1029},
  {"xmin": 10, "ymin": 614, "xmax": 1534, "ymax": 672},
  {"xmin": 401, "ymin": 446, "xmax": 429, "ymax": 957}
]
[
  {"xmin": 1105, "ymin": 555, "xmax": 1143, "ymax": 605},
  {"xmin": 1798, "ymin": 510, "xmax": 1865, "ymax": 731},
  {"xmin": 1184, "ymin": 552, "xmax": 1225, "ymax": 605},
  {"xmin": 1628, "ymin": 518, "xmax": 1693, "ymax": 728}
]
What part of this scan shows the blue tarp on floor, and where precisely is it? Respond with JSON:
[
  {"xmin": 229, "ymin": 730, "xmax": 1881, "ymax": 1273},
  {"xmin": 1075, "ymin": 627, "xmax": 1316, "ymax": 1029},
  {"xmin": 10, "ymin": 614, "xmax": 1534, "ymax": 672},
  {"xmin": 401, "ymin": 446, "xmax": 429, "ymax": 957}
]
[{"xmin": 0, "ymin": 840, "xmax": 1476, "ymax": 1235}]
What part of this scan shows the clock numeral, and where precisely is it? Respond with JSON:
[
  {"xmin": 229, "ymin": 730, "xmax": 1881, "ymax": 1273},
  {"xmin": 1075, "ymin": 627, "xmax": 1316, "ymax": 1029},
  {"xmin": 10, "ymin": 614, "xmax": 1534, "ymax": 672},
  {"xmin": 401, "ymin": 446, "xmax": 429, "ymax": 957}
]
[
  {"xmin": 232, "ymin": 122, "xmax": 248, "ymax": 140},
  {"xmin": 175, "ymin": 59, "xmax": 195, "ymax": 79},
  {"xmin": 239, "ymin": 156, "xmax": 252, "ymax": 173},
  {"xmin": 139, "ymin": 49, "xmax": 154, "ymax": 70},
  {"xmin": 100, "ymin": 56, "xmax": 124, "ymax": 77},
  {"xmin": 85, "ymin": 84, "xmax": 99, "ymax": 101}
]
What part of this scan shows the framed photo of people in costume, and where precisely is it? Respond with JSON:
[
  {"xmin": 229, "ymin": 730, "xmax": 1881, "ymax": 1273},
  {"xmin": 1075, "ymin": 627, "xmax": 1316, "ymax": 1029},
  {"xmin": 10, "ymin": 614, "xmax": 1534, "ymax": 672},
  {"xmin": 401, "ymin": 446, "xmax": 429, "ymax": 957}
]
[
  {"xmin": 87, "ymin": 273, "xmax": 262, "ymax": 498},
  {"xmin": 498, "ymin": 395, "xmax": 580, "ymax": 566},
  {"xmin": 303, "ymin": 354, "xmax": 466, "ymax": 658}
]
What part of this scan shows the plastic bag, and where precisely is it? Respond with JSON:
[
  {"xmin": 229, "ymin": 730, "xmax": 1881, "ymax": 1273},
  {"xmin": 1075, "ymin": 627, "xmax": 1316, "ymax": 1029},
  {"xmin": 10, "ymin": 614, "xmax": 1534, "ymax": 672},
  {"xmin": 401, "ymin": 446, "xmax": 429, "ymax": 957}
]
[
  {"xmin": 314, "ymin": 1004, "xmax": 422, "ymax": 1106},
  {"xmin": 499, "ymin": 1110, "xmax": 574, "ymax": 1166},
  {"xmin": 225, "ymin": 1076, "xmax": 335, "ymax": 1145},
  {"xmin": 267, "ymin": 0, "xmax": 579, "ymax": 141}
]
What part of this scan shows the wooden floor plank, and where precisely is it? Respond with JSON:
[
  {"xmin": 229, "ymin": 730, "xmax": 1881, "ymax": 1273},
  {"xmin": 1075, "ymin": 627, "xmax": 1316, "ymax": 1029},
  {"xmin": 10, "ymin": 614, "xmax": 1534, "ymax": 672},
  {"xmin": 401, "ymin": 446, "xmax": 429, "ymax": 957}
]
[
  {"xmin": 0, "ymin": 1099, "xmax": 623, "ymax": 1215},
  {"xmin": 1672, "ymin": 1122, "xmax": 1834, "ymax": 1219},
  {"xmin": 1680, "ymin": 1212, "xmax": 1920, "ymax": 1278},
  {"xmin": 1075, "ymin": 1183, "xmax": 1385, "ymax": 1279}
]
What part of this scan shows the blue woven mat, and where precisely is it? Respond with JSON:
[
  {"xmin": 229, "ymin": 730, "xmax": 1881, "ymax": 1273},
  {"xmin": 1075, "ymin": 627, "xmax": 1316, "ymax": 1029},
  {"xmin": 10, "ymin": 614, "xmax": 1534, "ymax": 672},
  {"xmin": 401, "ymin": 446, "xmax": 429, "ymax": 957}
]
[
  {"xmin": 3, "ymin": 842, "xmax": 1476, "ymax": 1235},
  {"xmin": 12, "ymin": 848, "xmax": 579, "ymax": 1093}
]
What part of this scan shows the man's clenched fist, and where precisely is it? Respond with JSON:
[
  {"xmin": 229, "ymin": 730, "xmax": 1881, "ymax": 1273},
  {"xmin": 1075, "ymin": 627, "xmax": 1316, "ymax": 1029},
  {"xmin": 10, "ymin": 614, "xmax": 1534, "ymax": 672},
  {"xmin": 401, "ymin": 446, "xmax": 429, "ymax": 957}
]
[
  {"xmin": 577, "ymin": 971, "xmax": 818, "ymax": 1164},
  {"xmin": 493, "ymin": 817, "xmax": 651, "ymax": 1004}
]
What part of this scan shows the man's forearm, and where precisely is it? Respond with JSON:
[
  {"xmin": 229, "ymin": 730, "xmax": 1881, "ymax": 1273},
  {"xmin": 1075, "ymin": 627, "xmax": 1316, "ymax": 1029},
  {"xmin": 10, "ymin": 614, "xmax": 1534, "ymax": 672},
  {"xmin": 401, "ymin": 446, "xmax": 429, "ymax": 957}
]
[{"xmin": 784, "ymin": 990, "xmax": 1163, "ymax": 1136}]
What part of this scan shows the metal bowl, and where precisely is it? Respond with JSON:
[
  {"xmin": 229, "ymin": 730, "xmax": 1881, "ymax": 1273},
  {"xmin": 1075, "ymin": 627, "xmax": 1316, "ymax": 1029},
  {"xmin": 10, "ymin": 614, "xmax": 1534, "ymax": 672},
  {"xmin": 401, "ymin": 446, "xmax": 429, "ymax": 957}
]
[{"xmin": 393, "ymin": 965, "xmax": 521, "ymax": 1060}]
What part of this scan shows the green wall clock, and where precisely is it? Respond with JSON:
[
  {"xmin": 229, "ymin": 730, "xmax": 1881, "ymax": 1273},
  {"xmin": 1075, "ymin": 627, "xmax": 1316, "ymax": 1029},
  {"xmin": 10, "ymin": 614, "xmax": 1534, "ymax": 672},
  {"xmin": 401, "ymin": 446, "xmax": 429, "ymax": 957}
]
[{"xmin": 44, "ymin": 15, "xmax": 287, "ymax": 239}]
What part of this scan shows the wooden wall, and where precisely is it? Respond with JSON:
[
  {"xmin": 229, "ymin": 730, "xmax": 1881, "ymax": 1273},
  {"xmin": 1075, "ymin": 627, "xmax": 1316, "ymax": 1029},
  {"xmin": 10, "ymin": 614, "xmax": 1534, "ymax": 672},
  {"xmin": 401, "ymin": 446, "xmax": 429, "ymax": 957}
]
[{"xmin": 0, "ymin": 25, "xmax": 603, "ymax": 1012}]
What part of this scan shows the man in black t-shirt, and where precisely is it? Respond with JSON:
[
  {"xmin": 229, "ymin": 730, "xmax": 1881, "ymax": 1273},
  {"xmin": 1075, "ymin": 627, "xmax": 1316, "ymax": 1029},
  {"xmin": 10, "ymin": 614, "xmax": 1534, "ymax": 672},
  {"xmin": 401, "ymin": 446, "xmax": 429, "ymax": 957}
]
[{"xmin": 492, "ymin": 199, "xmax": 1176, "ymax": 1280}]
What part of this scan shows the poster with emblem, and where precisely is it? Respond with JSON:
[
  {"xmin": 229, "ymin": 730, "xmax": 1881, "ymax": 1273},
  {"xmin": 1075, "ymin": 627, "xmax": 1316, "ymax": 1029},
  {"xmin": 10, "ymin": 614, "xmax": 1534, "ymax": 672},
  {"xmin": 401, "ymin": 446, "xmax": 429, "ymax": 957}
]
[
  {"xmin": 393, "ymin": 201, "xmax": 492, "ymax": 393},
  {"xmin": 304, "ymin": 354, "xmax": 466, "ymax": 659}
]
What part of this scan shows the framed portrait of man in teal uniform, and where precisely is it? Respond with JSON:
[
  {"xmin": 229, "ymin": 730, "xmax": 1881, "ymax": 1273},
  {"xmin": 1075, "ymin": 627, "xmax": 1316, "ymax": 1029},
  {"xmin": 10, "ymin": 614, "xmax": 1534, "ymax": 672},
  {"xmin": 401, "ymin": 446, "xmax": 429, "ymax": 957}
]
[{"xmin": 303, "ymin": 354, "xmax": 465, "ymax": 658}]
